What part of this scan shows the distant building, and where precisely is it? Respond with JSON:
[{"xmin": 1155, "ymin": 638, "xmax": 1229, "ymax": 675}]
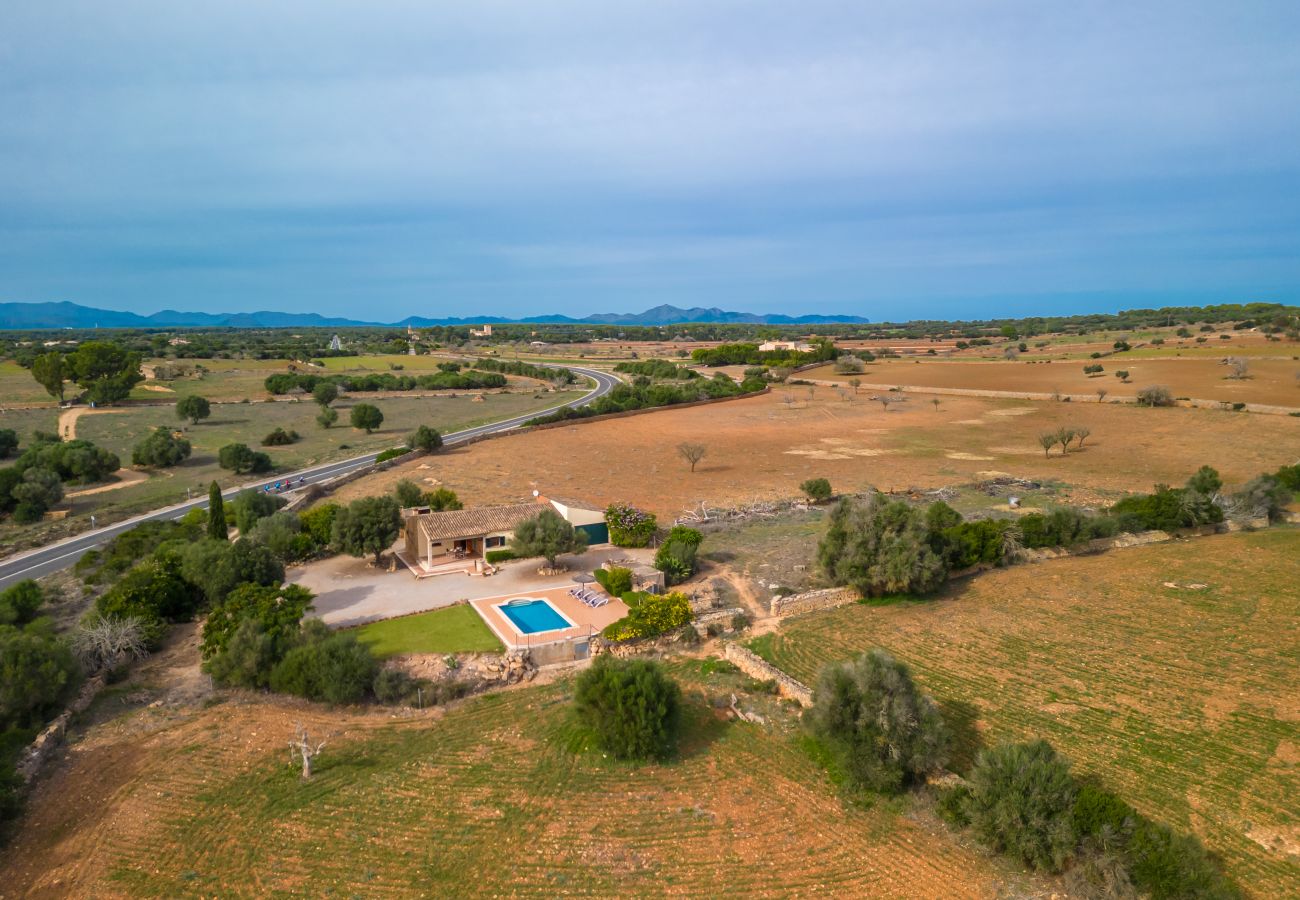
[
  {"xmin": 470, "ymin": 324, "xmax": 494, "ymax": 338},
  {"xmin": 329, "ymin": 334, "xmax": 342, "ymax": 351},
  {"xmin": 167, "ymin": 337, "xmax": 190, "ymax": 346},
  {"xmin": 758, "ymin": 340, "xmax": 813, "ymax": 353}
]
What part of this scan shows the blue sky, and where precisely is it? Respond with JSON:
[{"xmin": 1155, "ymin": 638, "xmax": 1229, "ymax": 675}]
[{"xmin": 2, "ymin": 1, "xmax": 1298, "ymax": 321}]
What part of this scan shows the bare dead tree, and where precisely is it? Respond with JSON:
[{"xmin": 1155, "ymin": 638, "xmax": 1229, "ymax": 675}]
[
  {"xmin": 1224, "ymin": 357, "xmax": 1249, "ymax": 379},
  {"xmin": 1096, "ymin": 387, "xmax": 1108, "ymax": 402},
  {"xmin": 289, "ymin": 723, "xmax": 329, "ymax": 779},
  {"xmin": 72, "ymin": 616, "xmax": 148, "ymax": 673},
  {"xmin": 1075, "ymin": 425, "xmax": 1092, "ymax": 448},
  {"xmin": 873, "ymin": 394, "xmax": 904, "ymax": 412},
  {"xmin": 677, "ymin": 442, "xmax": 707, "ymax": 473},
  {"xmin": 931, "ymin": 398, "xmax": 941, "ymax": 412}
]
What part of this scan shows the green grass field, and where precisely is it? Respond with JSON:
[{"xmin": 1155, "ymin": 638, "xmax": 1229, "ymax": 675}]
[
  {"xmin": 66, "ymin": 663, "xmax": 1032, "ymax": 898},
  {"xmin": 354, "ymin": 604, "xmax": 503, "ymax": 656},
  {"xmin": 752, "ymin": 528, "xmax": 1300, "ymax": 896}
]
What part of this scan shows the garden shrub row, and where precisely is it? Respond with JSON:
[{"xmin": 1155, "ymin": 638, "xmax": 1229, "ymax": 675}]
[
  {"xmin": 526, "ymin": 375, "xmax": 758, "ymax": 426},
  {"xmin": 264, "ymin": 370, "xmax": 507, "ymax": 395}
]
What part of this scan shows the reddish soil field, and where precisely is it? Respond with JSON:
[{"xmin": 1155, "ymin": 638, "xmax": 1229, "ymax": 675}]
[
  {"xmin": 337, "ymin": 387, "xmax": 1299, "ymax": 520},
  {"xmin": 806, "ymin": 356, "xmax": 1300, "ymax": 408}
]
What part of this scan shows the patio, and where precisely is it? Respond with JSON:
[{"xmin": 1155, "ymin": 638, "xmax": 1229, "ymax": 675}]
[
  {"xmin": 293, "ymin": 544, "xmax": 654, "ymax": 628},
  {"xmin": 470, "ymin": 585, "xmax": 629, "ymax": 652}
]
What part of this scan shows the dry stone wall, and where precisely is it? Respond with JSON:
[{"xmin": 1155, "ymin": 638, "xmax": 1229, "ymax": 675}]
[
  {"xmin": 724, "ymin": 643, "xmax": 814, "ymax": 708},
  {"xmin": 769, "ymin": 586, "xmax": 859, "ymax": 618}
]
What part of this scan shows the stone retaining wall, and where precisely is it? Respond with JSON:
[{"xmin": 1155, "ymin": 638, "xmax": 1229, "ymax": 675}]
[
  {"xmin": 17, "ymin": 671, "xmax": 107, "ymax": 782},
  {"xmin": 692, "ymin": 607, "xmax": 747, "ymax": 635},
  {"xmin": 769, "ymin": 586, "xmax": 859, "ymax": 618},
  {"xmin": 724, "ymin": 643, "xmax": 814, "ymax": 707}
]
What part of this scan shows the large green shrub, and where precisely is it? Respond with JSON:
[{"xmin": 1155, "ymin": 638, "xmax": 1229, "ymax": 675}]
[
  {"xmin": 807, "ymin": 648, "xmax": 949, "ymax": 794},
  {"xmin": 0, "ymin": 621, "xmax": 78, "ymax": 730},
  {"xmin": 605, "ymin": 504, "xmax": 657, "ymax": 547},
  {"xmin": 95, "ymin": 555, "xmax": 198, "ymax": 645},
  {"xmin": 593, "ymin": 566, "xmax": 633, "ymax": 596},
  {"xmin": 0, "ymin": 580, "xmax": 45, "ymax": 627},
  {"xmin": 298, "ymin": 503, "xmax": 340, "ymax": 546},
  {"xmin": 131, "ymin": 427, "xmax": 192, "ymax": 468},
  {"xmin": 231, "ymin": 489, "xmax": 285, "ymax": 535},
  {"xmin": 800, "ymin": 477, "xmax": 833, "ymax": 502},
  {"xmin": 201, "ymin": 583, "xmax": 314, "ymax": 663},
  {"xmin": 818, "ymin": 494, "xmax": 948, "ymax": 596},
  {"xmin": 268, "ymin": 620, "xmax": 378, "ymax": 705},
  {"xmin": 653, "ymin": 526, "xmax": 702, "ymax": 585},
  {"xmin": 218, "ymin": 442, "xmax": 272, "ymax": 474},
  {"xmin": 573, "ymin": 657, "xmax": 682, "ymax": 761},
  {"xmin": 602, "ymin": 591, "xmax": 693, "ymax": 641},
  {"xmin": 965, "ymin": 740, "xmax": 1078, "ymax": 872}
]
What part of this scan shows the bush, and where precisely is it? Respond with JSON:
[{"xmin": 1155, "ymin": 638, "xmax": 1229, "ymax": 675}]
[
  {"xmin": 407, "ymin": 425, "xmax": 443, "ymax": 452},
  {"xmin": 966, "ymin": 740, "xmax": 1077, "ymax": 872},
  {"xmin": 269, "ymin": 620, "xmax": 378, "ymax": 705},
  {"xmin": 204, "ymin": 618, "xmax": 280, "ymax": 689},
  {"xmin": 484, "ymin": 549, "xmax": 517, "ymax": 565},
  {"xmin": 573, "ymin": 657, "xmax": 682, "ymax": 760},
  {"xmin": 191, "ymin": 538, "xmax": 285, "ymax": 606},
  {"xmin": 260, "ymin": 427, "xmax": 299, "ymax": 446},
  {"xmin": 394, "ymin": 479, "xmax": 424, "ymax": 508},
  {"xmin": 218, "ymin": 442, "xmax": 272, "ymax": 474},
  {"xmin": 1230, "ymin": 475, "xmax": 1291, "ymax": 522},
  {"xmin": 1127, "ymin": 818, "xmax": 1241, "ymax": 900},
  {"xmin": 298, "ymin": 503, "xmax": 341, "ymax": 547},
  {"xmin": 807, "ymin": 649, "xmax": 949, "ymax": 794},
  {"xmin": 602, "ymin": 591, "xmax": 693, "ymax": 641},
  {"xmin": 0, "ymin": 581, "xmax": 45, "ymax": 627},
  {"xmin": 800, "ymin": 477, "xmax": 833, "ymax": 502},
  {"xmin": 316, "ymin": 407, "xmax": 338, "ymax": 429},
  {"xmin": 131, "ymin": 427, "xmax": 192, "ymax": 468},
  {"xmin": 0, "ymin": 429, "xmax": 18, "ymax": 459},
  {"xmin": 423, "ymin": 487, "xmax": 462, "ymax": 511},
  {"xmin": 937, "ymin": 784, "xmax": 973, "ymax": 827},
  {"xmin": 201, "ymin": 582, "xmax": 313, "ymax": 663},
  {"xmin": 1017, "ymin": 507, "xmax": 1119, "ymax": 549},
  {"xmin": 934, "ymin": 518, "xmax": 1006, "ymax": 569},
  {"xmin": 12, "ymin": 436, "xmax": 119, "ymax": 485},
  {"xmin": 9, "ymin": 466, "xmax": 63, "ymax": 521},
  {"xmin": 371, "ymin": 667, "xmax": 430, "ymax": 705},
  {"xmin": 375, "ymin": 447, "xmax": 407, "ymax": 463},
  {"xmin": 818, "ymin": 494, "xmax": 948, "ymax": 597},
  {"xmin": 0, "ymin": 622, "xmax": 79, "ymax": 730},
  {"xmin": 593, "ymin": 566, "xmax": 633, "ymax": 596},
  {"xmin": 605, "ymin": 503, "xmax": 657, "ymax": 547},
  {"xmin": 248, "ymin": 511, "xmax": 315, "ymax": 562}
]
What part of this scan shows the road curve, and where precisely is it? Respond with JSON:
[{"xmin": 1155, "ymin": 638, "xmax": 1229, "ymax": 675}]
[{"xmin": 0, "ymin": 364, "xmax": 619, "ymax": 589}]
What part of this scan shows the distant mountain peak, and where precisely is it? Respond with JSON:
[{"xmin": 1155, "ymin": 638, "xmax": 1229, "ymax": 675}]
[{"xmin": 0, "ymin": 300, "xmax": 868, "ymax": 330}]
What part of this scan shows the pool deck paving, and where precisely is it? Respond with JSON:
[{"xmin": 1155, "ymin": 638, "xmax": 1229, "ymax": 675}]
[
  {"xmin": 471, "ymin": 585, "xmax": 630, "ymax": 650},
  {"xmin": 293, "ymin": 544, "xmax": 653, "ymax": 628}
]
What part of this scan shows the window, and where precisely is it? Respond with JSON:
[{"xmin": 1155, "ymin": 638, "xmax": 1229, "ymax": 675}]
[{"xmin": 485, "ymin": 535, "xmax": 506, "ymax": 548}]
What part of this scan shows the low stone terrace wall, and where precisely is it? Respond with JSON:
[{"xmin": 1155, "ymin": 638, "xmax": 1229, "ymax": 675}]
[{"xmin": 724, "ymin": 643, "xmax": 814, "ymax": 708}]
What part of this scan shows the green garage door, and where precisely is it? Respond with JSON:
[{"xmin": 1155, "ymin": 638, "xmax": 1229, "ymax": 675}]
[{"xmin": 576, "ymin": 522, "xmax": 610, "ymax": 545}]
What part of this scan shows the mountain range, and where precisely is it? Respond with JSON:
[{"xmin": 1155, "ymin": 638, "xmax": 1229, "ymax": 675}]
[{"xmin": 0, "ymin": 301, "xmax": 867, "ymax": 329}]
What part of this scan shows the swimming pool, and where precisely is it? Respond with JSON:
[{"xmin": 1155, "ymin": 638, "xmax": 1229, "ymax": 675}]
[{"xmin": 497, "ymin": 598, "xmax": 573, "ymax": 635}]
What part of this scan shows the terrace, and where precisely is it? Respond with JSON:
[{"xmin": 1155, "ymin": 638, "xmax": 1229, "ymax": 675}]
[{"xmin": 469, "ymin": 585, "xmax": 629, "ymax": 660}]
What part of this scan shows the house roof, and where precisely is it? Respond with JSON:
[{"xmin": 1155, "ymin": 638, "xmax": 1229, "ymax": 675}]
[
  {"xmin": 541, "ymin": 494, "xmax": 602, "ymax": 513},
  {"xmin": 415, "ymin": 503, "xmax": 542, "ymax": 541}
]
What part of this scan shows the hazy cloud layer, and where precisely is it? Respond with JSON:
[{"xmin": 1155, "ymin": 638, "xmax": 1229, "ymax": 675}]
[{"xmin": 2, "ymin": 1, "xmax": 1298, "ymax": 319}]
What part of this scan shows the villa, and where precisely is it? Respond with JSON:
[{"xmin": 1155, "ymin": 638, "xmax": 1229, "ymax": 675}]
[
  {"xmin": 398, "ymin": 492, "xmax": 608, "ymax": 577},
  {"xmin": 758, "ymin": 339, "xmax": 813, "ymax": 352}
]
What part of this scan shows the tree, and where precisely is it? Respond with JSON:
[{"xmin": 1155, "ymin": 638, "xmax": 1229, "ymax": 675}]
[
  {"xmin": 965, "ymin": 740, "xmax": 1078, "ymax": 872},
  {"xmin": 1038, "ymin": 433, "xmax": 1058, "ymax": 458},
  {"xmin": 0, "ymin": 624, "xmax": 78, "ymax": 729},
  {"xmin": 72, "ymin": 616, "xmax": 148, "ymax": 673},
  {"xmin": 1075, "ymin": 425, "xmax": 1092, "ymax": 448},
  {"xmin": 261, "ymin": 427, "xmax": 299, "ymax": 446},
  {"xmin": 11, "ymin": 466, "xmax": 63, "ymax": 522},
  {"xmin": 509, "ymin": 508, "xmax": 587, "ymax": 568},
  {"xmin": 349, "ymin": 403, "xmax": 384, "ymax": 433},
  {"xmin": 394, "ymin": 479, "xmax": 424, "ymax": 508},
  {"xmin": 95, "ymin": 555, "xmax": 197, "ymax": 645},
  {"xmin": 931, "ymin": 398, "xmax": 941, "ymax": 412},
  {"xmin": 198, "ymin": 538, "xmax": 285, "ymax": 606},
  {"xmin": 848, "ymin": 377, "xmax": 862, "ymax": 395},
  {"xmin": 30, "ymin": 351, "xmax": 67, "ymax": 403},
  {"xmin": 231, "ymin": 489, "xmax": 285, "ymax": 534},
  {"xmin": 1115, "ymin": 370, "xmax": 1130, "ymax": 383},
  {"xmin": 312, "ymin": 381, "xmax": 339, "ymax": 407},
  {"xmin": 1136, "ymin": 385, "xmax": 1173, "ymax": 407},
  {"xmin": 175, "ymin": 395, "xmax": 211, "ymax": 425},
  {"xmin": 331, "ymin": 495, "xmax": 401, "ymax": 565},
  {"xmin": 316, "ymin": 407, "xmax": 339, "ymax": 429},
  {"xmin": 1096, "ymin": 388, "xmax": 1108, "ymax": 402},
  {"xmin": 0, "ymin": 429, "xmax": 17, "ymax": 459},
  {"xmin": 218, "ymin": 442, "xmax": 272, "ymax": 474},
  {"xmin": 288, "ymin": 723, "xmax": 329, "ymax": 779},
  {"xmin": 654, "ymin": 531, "xmax": 699, "ymax": 585},
  {"xmin": 876, "ymin": 394, "xmax": 904, "ymax": 412},
  {"xmin": 808, "ymin": 649, "xmax": 949, "ymax": 793},
  {"xmin": 573, "ymin": 657, "xmax": 682, "ymax": 761},
  {"xmin": 817, "ymin": 494, "xmax": 948, "ymax": 597},
  {"xmin": 1055, "ymin": 427, "xmax": 1077, "ymax": 454},
  {"xmin": 207, "ymin": 481, "xmax": 228, "ymax": 540},
  {"xmin": 677, "ymin": 442, "xmax": 707, "ymax": 472},
  {"xmin": 1186, "ymin": 465, "xmax": 1222, "ymax": 497},
  {"xmin": 801, "ymin": 477, "xmax": 833, "ymax": 503},
  {"xmin": 67, "ymin": 341, "xmax": 144, "ymax": 405},
  {"xmin": 131, "ymin": 426, "xmax": 192, "ymax": 468},
  {"xmin": 407, "ymin": 425, "xmax": 443, "ymax": 452}
]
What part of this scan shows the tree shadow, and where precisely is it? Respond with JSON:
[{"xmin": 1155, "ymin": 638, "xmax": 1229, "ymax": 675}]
[{"xmin": 938, "ymin": 698, "xmax": 985, "ymax": 774}]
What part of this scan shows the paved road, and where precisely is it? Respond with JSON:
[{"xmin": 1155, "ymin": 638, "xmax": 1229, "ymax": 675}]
[{"xmin": 0, "ymin": 364, "xmax": 619, "ymax": 589}]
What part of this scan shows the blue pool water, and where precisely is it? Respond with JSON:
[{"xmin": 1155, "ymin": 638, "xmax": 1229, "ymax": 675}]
[{"xmin": 499, "ymin": 599, "xmax": 570, "ymax": 634}]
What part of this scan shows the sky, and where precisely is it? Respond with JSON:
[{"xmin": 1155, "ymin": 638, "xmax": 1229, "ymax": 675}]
[{"xmin": 2, "ymin": 1, "xmax": 1299, "ymax": 322}]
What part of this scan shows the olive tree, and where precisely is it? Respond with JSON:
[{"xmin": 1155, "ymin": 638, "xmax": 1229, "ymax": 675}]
[
  {"xmin": 808, "ymin": 648, "xmax": 949, "ymax": 793},
  {"xmin": 817, "ymin": 494, "xmax": 948, "ymax": 597},
  {"xmin": 131, "ymin": 427, "xmax": 192, "ymax": 468},
  {"xmin": 175, "ymin": 395, "xmax": 211, "ymax": 424},
  {"xmin": 349, "ymin": 403, "xmax": 384, "ymax": 433},
  {"xmin": 508, "ymin": 508, "xmax": 587, "ymax": 568},
  {"xmin": 965, "ymin": 740, "xmax": 1078, "ymax": 872},
  {"xmin": 331, "ymin": 495, "xmax": 401, "ymax": 565}
]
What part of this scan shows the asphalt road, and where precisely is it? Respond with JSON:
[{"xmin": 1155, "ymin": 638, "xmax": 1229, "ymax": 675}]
[{"xmin": 0, "ymin": 364, "xmax": 619, "ymax": 589}]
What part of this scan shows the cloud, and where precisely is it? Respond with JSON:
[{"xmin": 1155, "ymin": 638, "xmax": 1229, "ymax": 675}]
[{"xmin": 1, "ymin": 1, "xmax": 1298, "ymax": 317}]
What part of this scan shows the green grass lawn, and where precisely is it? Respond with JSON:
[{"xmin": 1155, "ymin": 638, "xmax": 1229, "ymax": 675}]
[{"xmin": 353, "ymin": 604, "xmax": 503, "ymax": 656}]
